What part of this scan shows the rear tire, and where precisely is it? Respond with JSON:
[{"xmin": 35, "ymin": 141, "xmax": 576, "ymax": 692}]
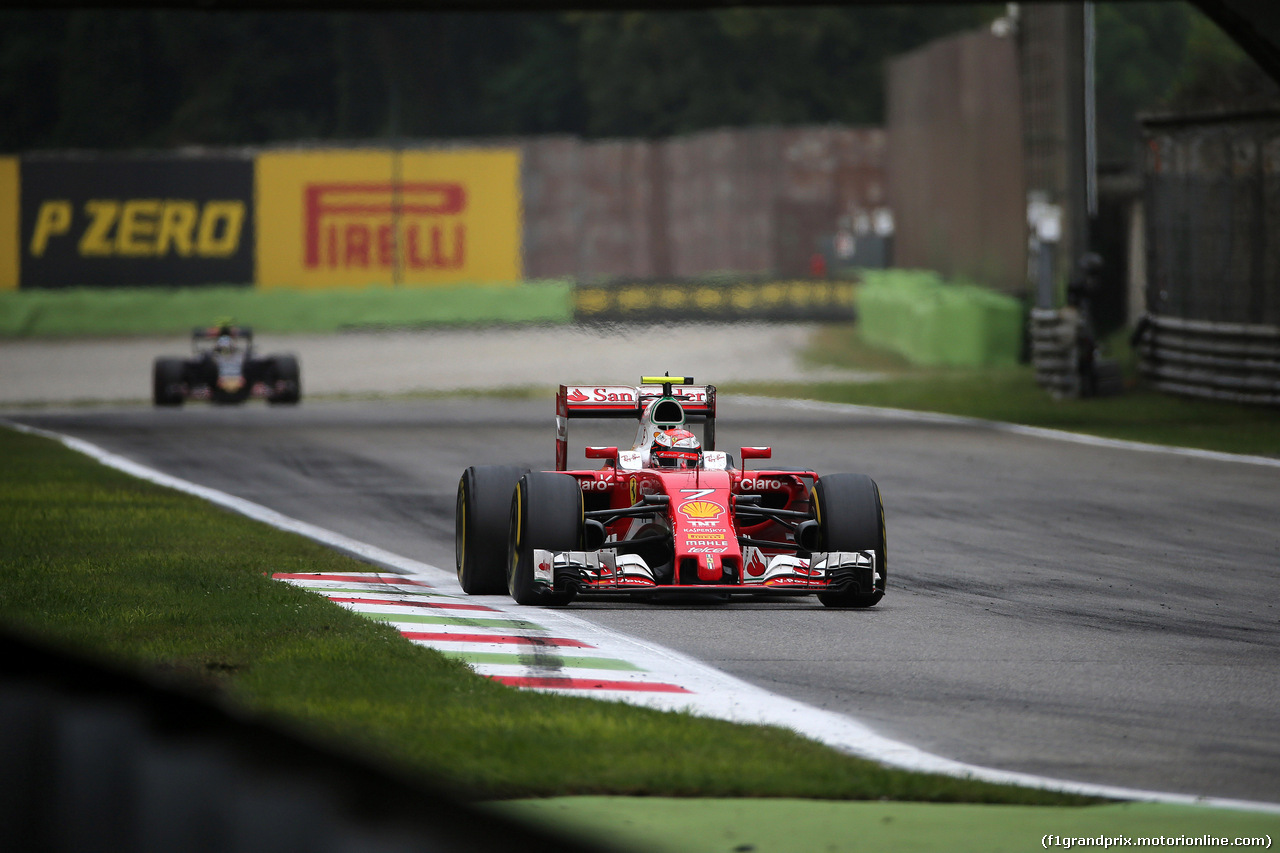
[
  {"xmin": 812, "ymin": 473, "xmax": 887, "ymax": 608},
  {"xmin": 152, "ymin": 358, "xmax": 185, "ymax": 406},
  {"xmin": 266, "ymin": 354, "xmax": 301, "ymax": 404},
  {"xmin": 507, "ymin": 472, "xmax": 582, "ymax": 606},
  {"xmin": 456, "ymin": 465, "xmax": 526, "ymax": 595}
]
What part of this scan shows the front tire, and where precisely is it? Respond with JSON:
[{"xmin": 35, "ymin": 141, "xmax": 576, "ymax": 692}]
[
  {"xmin": 152, "ymin": 358, "xmax": 185, "ymax": 406},
  {"xmin": 813, "ymin": 473, "xmax": 887, "ymax": 608},
  {"xmin": 456, "ymin": 466, "xmax": 526, "ymax": 595},
  {"xmin": 507, "ymin": 472, "xmax": 582, "ymax": 606},
  {"xmin": 266, "ymin": 354, "xmax": 301, "ymax": 404}
]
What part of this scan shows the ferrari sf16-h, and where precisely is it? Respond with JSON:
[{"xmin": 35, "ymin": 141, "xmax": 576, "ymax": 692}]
[
  {"xmin": 153, "ymin": 325, "xmax": 301, "ymax": 406},
  {"xmin": 456, "ymin": 376, "xmax": 886, "ymax": 608}
]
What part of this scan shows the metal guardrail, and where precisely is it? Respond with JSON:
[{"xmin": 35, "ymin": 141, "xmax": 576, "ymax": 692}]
[
  {"xmin": 1133, "ymin": 313, "xmax": 1280, "ymax": 406},
  {"xmin": 1029, "ymin": 307, "xmax": 1123, "ymax": 398}
]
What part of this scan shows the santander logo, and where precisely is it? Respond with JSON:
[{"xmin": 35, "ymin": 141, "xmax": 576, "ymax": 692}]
[{"xmin": 565, "ymin": 386, "xmax": 638, "ymax": 404}]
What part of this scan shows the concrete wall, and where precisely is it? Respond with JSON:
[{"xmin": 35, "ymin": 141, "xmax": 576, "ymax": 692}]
[
  {"xmin": 886, "ymin": 27, "xmax": 1027, "ymax": 294},
  {"xmin": 1143, "ymin": 110, "xmax": 1280, "ymax": 324},
  {"xmin": 519, "ymin": 126, "xmax": 887, "ymax": 282}
]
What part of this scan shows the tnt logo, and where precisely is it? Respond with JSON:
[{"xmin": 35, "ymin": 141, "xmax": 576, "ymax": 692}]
[{"xmin": 304, "ymin": 182, "xmax": 466, "ymax": 270}]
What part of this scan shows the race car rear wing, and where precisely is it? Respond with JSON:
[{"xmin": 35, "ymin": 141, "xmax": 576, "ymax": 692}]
[
  {"xmin": 192, "ymin": 325, "xmax": 253, "ymax": 340},
  {"xmin": 556, "ymin": 376, "xmax": 717, "ymax": 470}
]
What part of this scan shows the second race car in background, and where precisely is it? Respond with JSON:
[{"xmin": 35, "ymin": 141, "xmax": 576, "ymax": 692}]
[
  {"xmin": 152, "ymin": 325, "xmax": 301, "ymax": 406},
  {"xmin": 456, "ymin": 376, "xmax": 887, "ymax": 608}
]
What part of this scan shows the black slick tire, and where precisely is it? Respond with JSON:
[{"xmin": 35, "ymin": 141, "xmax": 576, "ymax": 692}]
[
  {"xmin": 507, "ymin": 472, "xmax": 581, "ymax": 606},
  {"xmin": 812, "ymin": 473, "xmax": 887, "ymax": 608},
  {"xmin": 152, "ymin": 358, "xmax": 185, "ymax": 406},
  {"xmin": 266, "ymin": 354, "xmax": 302, "ymax": 404},
  {"xmin": 456, "ymin": 465, "xmax": 526, "ymax": 595}
]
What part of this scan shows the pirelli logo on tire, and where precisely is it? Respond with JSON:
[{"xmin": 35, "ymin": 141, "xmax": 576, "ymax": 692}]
[
  {"xmin": 256, "ymin": 149, "xmax": 521, "ymax": 289},
  {"xmin": 18, "ymin": 156, "xmax": 254, "ymax": 288},
  {"xmin": 574, "ymin": 280, "xmax": 856, "ymax": 323}
]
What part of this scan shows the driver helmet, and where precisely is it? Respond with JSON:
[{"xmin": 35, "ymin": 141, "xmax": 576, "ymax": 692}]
[{"xmin": 650, "ymin": 428, "xmax": 702, "ymax": 469}]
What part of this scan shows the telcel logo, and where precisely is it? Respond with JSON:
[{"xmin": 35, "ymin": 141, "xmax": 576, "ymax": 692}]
[{"xmin": 29, "ymin": 199, "xmax": 245, "ymax": 258}]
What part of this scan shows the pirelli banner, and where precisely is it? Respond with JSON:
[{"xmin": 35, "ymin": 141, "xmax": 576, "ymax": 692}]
[
  {"xmin": 5, "ymin": 147, "xmax": 521, "ymax": 289},
  {"xmin": 574, "ymin": 280, "xmax": 856, "ymax": 323},
  {"xmin": 256, "ymin": 149, "xmax": 521, "ymax": 288},
  {"xmin": 18, "ymin": 155, "xmax": 254, "ymax": 288}
]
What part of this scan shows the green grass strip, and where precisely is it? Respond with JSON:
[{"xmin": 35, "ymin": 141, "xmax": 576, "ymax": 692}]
[
  {"xmin": 0, "ymin": 424, "xmax": 1096, "ymax": 805},
  {"xmin": 0, "ymin": 280, "xmax": 574, "ymax": 337},
  {"xmin": 438, "ymin": 651, "xmax": 643, "ymax": 672},
  {"xmin": 493, "ymin": 798, "xmax": 1280, "ymax": 853}
]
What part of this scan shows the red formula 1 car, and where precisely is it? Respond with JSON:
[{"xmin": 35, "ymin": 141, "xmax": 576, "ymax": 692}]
[
  {"xmin": 152, "ymin": 325, "xmax": 301, "ymax": 406},
  {"xmin": 456, "ymin": 376, "xmax": 886, "ymax": 608}
]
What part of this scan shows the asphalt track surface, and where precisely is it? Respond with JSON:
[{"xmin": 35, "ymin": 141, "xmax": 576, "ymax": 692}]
[{"xmin": 8, "ymin": 395, "xmax": 1280, "ymax": 806}]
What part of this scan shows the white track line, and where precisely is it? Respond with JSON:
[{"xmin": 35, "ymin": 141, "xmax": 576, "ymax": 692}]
[
  {"xmin": 732, "ymin": 395, "xmax": 1280, "ymax": 469},
  {"xmin": 9, "ymin": 417, "xmax": 1280, "ymax": 814}
]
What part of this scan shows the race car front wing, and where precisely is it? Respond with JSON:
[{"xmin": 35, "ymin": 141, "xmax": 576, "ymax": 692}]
[{"xmin": 532, "ymin": 548, "xmax": 879, "ymax": 596}]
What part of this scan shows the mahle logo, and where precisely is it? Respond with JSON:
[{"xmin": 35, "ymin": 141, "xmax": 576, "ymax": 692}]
[{"xmin": 304, "ymin": 182, "xmax": 466, "ymax": 270}]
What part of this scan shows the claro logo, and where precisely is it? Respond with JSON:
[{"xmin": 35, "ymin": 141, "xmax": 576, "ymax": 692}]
[
  {"xmin": 304, "ymin": 182, "xmax": 466, "ymax": 270},
  {"xmin": 29, "ymin": 199, "xmax": 245, "ymax": 258}
]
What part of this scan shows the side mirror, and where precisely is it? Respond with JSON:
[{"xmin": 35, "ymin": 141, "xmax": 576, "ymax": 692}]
[
  {"xmin": 739, "ymin": 446, "xmax": 772, "ymax": 460},
  {"xmin": 585, "ymin": 446, "xmax": 618, "ymax": 460}
]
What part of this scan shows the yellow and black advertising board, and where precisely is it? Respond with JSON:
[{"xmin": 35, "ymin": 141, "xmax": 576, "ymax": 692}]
[
  {"xmin": 256, "ymin": 149, "xmax": 521, "ymax": 288},
  {"xmin": 1, "ymin": 157, "xmax": 17, "ymax": 290},
  {"xmin": 18, "ymin": 155, "xmax": 254, "ymax": 288},
  {"xmin": 574, "ymin": 279, "xmax": 856, "ymax": 323}
]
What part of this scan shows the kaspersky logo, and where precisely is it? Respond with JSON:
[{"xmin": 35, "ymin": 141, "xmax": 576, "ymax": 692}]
[{"xmin": 304, "ymin": 182, "xmax": 466, "ymax": 270}]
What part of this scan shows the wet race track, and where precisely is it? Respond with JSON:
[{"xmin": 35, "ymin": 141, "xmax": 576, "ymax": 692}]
[{"xmin": 10, "ymin": 395, "xmax": 1280, "ymax": 805}]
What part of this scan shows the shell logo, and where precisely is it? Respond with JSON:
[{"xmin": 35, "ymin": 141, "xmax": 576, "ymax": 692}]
[{"xmin": 679, "ymin": 500, "xmax": 723, "ymax": 521}]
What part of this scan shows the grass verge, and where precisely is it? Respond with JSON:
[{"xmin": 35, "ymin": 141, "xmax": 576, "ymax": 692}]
[
  {"xmin": 0, "ymin": 424, "xmax": 1092, "ymax": 806},
  {"xmin": 725, "ymin": 324, "xmax": 1280, "ymax": 459},
  {"xmin": 0, "ymin": 281, "xmax": 573, "ymax": 337},
  {"xmin": 494, "ymin": 799, "xmax": 1280, "ymax": 853}
]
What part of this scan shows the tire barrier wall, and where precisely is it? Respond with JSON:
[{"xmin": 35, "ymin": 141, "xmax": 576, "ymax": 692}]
[
  {"xmin": 1029, "ymin": 307, "xmax": 1124, "ymax": 398},
  {"xmin": 856, "ymin": 270, "xmax": 1024, "ymax": 367},
  {"xmin": 1134, "ymin": 313, "xmax": 1280, "ymax": 406},
  {"xmin": 0, "ymin": 627, "xmax": 598, "ymax": 853},
  {"xmin": 572, "ymin": 278, "xmax": 855, "ymax": 324}
]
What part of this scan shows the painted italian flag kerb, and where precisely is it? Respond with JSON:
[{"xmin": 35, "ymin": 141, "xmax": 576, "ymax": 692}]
[{"xmin": 273, "ymin": 572, "xmax": 693, "ymax": 696}]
